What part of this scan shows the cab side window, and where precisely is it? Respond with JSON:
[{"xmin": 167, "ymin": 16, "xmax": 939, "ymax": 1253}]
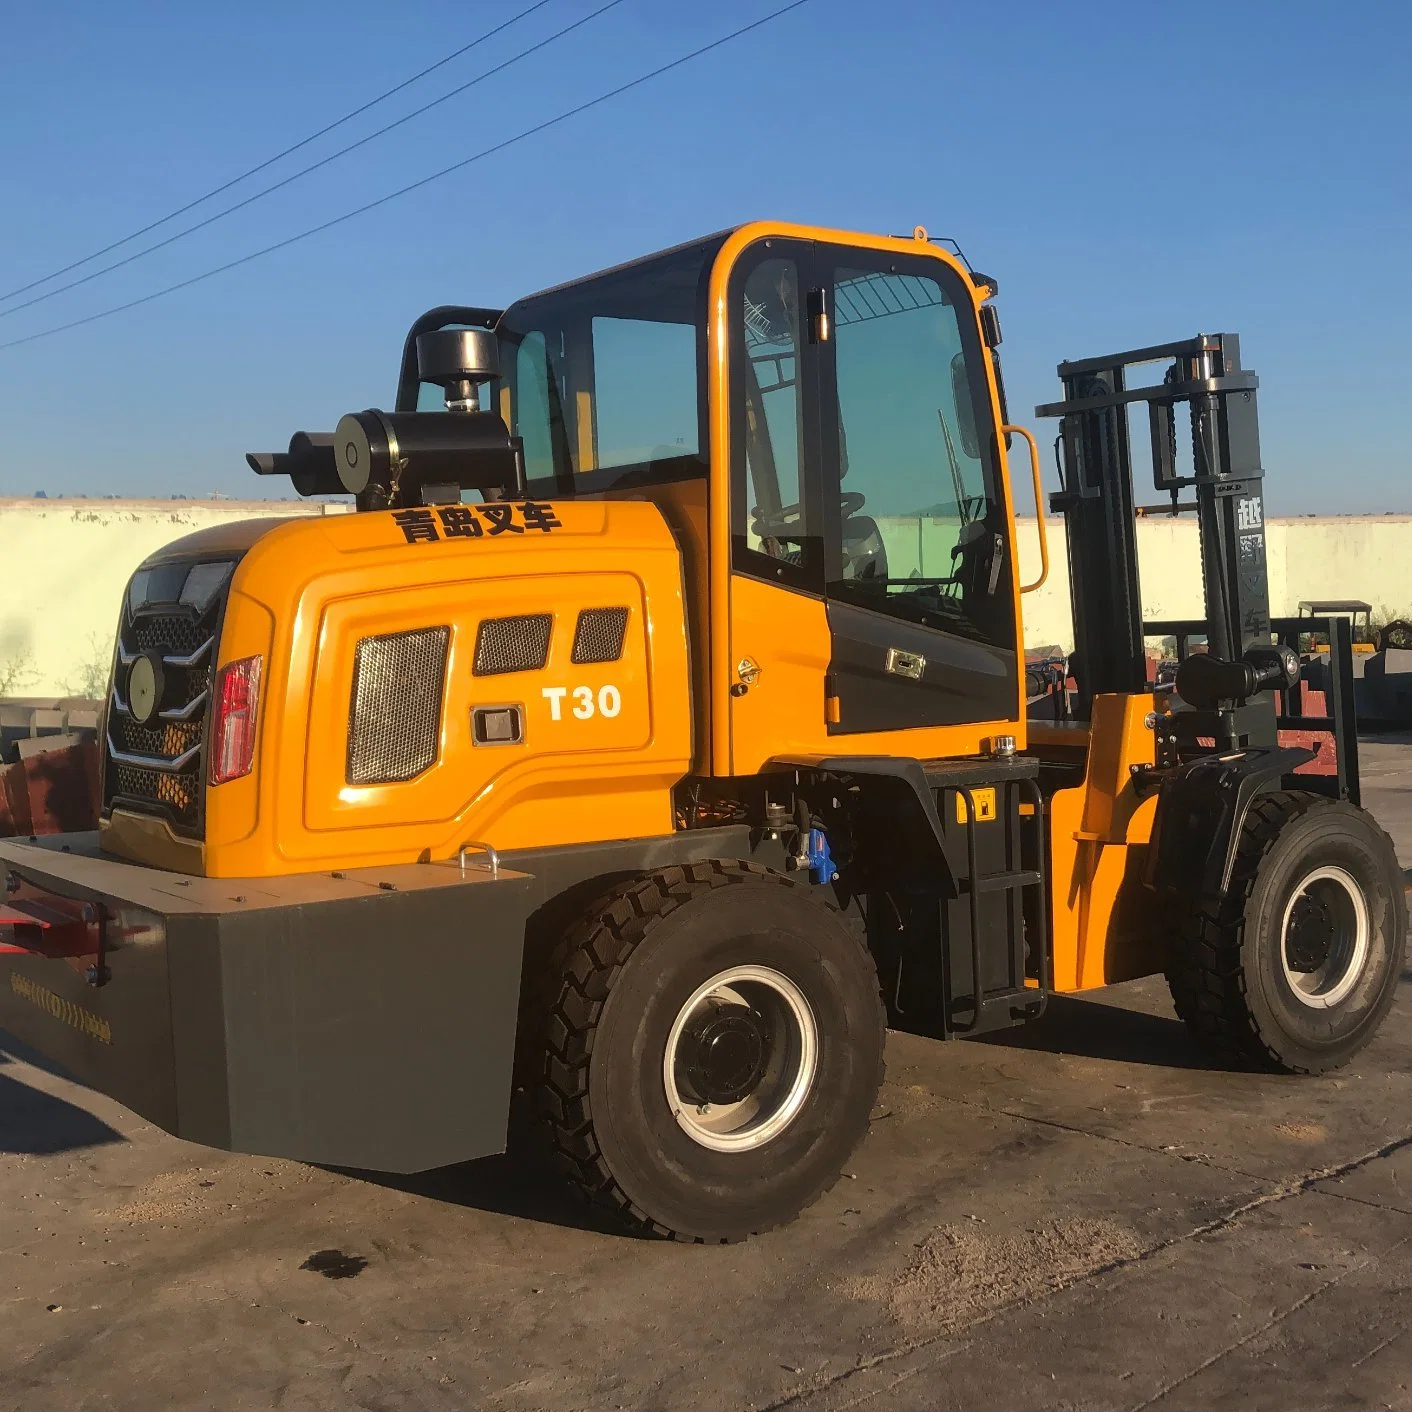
[
  {"xmin": 827, "ymin": 263, "xmax": 1010, "ymax": 646},
  {"xmin": 731, "ymin": 251, "xmax": 822, "ymax": 588}
]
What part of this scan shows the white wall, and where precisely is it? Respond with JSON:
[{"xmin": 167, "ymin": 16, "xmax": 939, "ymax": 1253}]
[
  {"xmin": 1, "ymin": 498, "xmax": 1409, "ymax": 695},
  {"xmin": 1011, "ymin": 513, "xmax": 1412, "ymax": 652},
  {"xmin": 0, "ymin": 498, "xmax": 332, "ymax": 696}
]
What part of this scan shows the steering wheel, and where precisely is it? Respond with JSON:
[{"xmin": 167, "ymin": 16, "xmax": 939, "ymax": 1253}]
[{"xmin": 754, "ymin": 491, "xmax": 867, "ymax": 541}]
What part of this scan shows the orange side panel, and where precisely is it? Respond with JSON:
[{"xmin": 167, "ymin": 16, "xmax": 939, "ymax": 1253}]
[
  {"xmin": 200, "ymin": 499, "xmax": 691, "ymax": 878},
  {"xmin": 1048, "ymin": 692, "xmax": 1165, "ymax": 991}
]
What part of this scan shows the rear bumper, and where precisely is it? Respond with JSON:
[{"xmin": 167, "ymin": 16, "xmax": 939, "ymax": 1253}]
[{"xmin": 0, "ymin": 833, "xmax": 533, "ymax": 1172}]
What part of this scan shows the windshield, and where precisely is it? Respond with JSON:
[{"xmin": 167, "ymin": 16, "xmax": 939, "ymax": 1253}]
[{"xmin": 408, "ymin": 234, "xmax": 727, "ymax": 497}]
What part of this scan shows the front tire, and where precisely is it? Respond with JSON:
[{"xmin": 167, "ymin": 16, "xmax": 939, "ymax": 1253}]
[
  {"xmin": 536, "ymin": 861, "xmax": 885, "ymax": 1241},
  {"xmin": 1167, "ymin": 792, "xmax": 1407, "ymax": 1073}
]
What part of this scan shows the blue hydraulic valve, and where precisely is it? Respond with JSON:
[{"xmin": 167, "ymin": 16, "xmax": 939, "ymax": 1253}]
[{"xmin": 806, "ymin": 828, "xmax": 838, "ymax": 885}]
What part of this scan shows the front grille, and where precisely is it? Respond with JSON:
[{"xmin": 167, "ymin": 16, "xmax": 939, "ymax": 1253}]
[
  {"xmin": 119, "ymin": 719, "xmax": 202, "ymax": 760},
  {"xmin": 347, "ymin": 626, "xmax": 450, "ymax": 785},
  {"xmin": 103, "ymin": 565, "xmax": 228, "ymax": 837},
  {"xmin": 474, "ymin": 614, "xmax": 553, "ymax": 676},
  {"xmin": 113, "ymin": 763, "xmax": 202, "ymax": 819},
  {"xmin": 571, "ymin": 607, "xmax": 629, "ymax": 664},
  {"xmin": 131, "ymin": 614, "xmax": 209, "ymax": 657}
]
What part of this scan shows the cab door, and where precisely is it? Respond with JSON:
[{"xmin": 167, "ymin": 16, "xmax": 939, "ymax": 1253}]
[
  {"xmin": 723, "ymin": 234, "xmax": 1020, "ymax": 776},
  {"xmin": 815, "ymin": 246, "xmax": 1018, "ymax": 735}
]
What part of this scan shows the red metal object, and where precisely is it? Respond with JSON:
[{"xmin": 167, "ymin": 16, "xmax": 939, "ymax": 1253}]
[
  {"xmin": 1280, "ymin": 685, "xmax": 1337, "ymax": 778},
  {"xmin": 0, "ymin": 742, "xmax": 101, "ymax": 839},
  {"xmin": 0, "ymin": 877, "xmax": 103, "ymax": 973}
]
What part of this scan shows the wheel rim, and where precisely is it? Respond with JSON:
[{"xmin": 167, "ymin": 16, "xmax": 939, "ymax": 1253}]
[
  {"xmin": 1279, "ymin": 865, "xmax": 1371, "ymax": 1009},
  {"xmin": 662, "ymin": 965, "xmax": 818, "ymax": 1152}
]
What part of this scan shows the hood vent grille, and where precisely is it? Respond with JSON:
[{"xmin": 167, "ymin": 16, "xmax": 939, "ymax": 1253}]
[
  {"xmin": 347, "ymin": 626, "xmax": 451, "ymax": 785},
  {"xmin": 473, "ymin": 614, "xmax": 552, "ymax": 676},
  {"xmin": 571, "ymin": 607, "xmax": 629, "ymax": 665}
]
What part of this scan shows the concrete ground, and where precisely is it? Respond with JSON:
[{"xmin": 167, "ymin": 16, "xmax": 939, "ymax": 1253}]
[{"xmin": 2, "ymin": 746, "xmax": 1410, "ymax": 1412}]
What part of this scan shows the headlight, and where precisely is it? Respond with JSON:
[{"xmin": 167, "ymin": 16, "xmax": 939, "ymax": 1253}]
[{"xmin": 179, "ymin": 561, "xmax": 234, "ymax": 612}]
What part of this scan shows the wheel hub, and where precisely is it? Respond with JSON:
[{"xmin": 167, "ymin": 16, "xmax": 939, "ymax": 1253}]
[
  {"xmin": 1285, "ymin": 895, "xmax": 1336, "ymax": 973},
  {"xmin": 662, "ymin": 965, "xmax": 819, "ymax": 1152},
  {"xmin": 677, "ymin": 1002, "xmax": 773, "ymax": 1105},
  {"xmin": 1279, "ymin": 865, "xmax": 1371, "ymax": 1009}
]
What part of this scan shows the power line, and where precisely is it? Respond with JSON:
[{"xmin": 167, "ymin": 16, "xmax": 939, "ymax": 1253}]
[
  {"xmin": 0, "ymin": 0, "xmax": 814, "ymax": 354},
  {"xmin": 0, "ymin": 0, "xmax": 557, "ymax": 305},
  {"xmin": 0, "ymin": 0, "xmax": 625, "ymax": 322}
]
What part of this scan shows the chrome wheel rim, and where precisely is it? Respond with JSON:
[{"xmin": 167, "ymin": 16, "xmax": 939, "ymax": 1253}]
[
  {"xmin": 663, "ymin": 965, "xmax": 818, "ymax": 1152},
  {"xmin": 1279, "ymin": 865, "xmax": 1370, "ymax": 1009}
]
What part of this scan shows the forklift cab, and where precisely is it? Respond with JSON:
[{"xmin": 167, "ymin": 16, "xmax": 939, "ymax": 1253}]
[{"xmin": 396, "ymin": 223, "xmax": 1033, "ymax": 778}]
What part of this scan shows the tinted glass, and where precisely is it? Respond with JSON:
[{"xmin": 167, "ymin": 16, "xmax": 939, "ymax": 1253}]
[
  {"xmin": 495, "ymin": 236, "xmax": 725, "ymax": 494},
  {"xmin": 592, "ymin": 317, "xmax": 699, "ymax": 468},
  {"xmin": 731, "ymin": 249, "xmax": 823, "ymax": 587},
  {"xmin": 828, "ymin": 264, "xmax": 1009, "ymax": 644}
]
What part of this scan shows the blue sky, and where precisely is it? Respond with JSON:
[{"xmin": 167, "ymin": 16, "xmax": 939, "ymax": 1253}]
[{"xmin": 2, "ymin": 0, "xmax": 1408, "ymax": 513}]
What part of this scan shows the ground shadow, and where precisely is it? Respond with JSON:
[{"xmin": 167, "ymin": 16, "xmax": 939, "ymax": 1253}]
[
  {"xmin": 972, "ymin": 993, "xmax": 1226, "ymax": 1071},
  {"xmin": 325, "ymin": 1102, "xmax": 639, "ymax": 1237},
  {"xmin": 0, "ymin": 1032, "xmax": 124, "ymax": 1156}
]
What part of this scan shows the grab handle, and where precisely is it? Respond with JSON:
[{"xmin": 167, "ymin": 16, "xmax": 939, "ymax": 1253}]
[
  {"xmin": 456, "ymin": 840, "xmax": 501, "ymax": 879},
  {"xmin": 1005, "ymin": 423, "xmax": 1049, "ymax": 594}
]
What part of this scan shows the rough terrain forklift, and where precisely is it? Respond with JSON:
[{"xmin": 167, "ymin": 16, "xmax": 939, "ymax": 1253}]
[{"xmin": 1, "ymin": 222, "xmax": 1405, "ymax": 1241}]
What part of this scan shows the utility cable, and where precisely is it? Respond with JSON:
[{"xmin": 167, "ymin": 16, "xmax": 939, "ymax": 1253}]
[
  {"xmin": 0, "ymin": 0, "xmax": 813, "ymax": 353},
  {"xmin": 0, "ymin": 0, "xmax": 625, "ymax": 322},
  {"xmin": 0, "ymin": 0, "xmax": 557, "ymax": 305}
]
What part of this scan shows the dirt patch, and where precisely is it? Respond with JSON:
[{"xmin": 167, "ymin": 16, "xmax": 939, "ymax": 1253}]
[
  {"xmin": 98, "ymin": 1160, "xmax": 316, "ymax": 1225},
  {"xmin": 842, "ymin": 1218, "xmax": 1143, "ymax": 1330},
  {"xmin": 872, "ymin": 1083, "xmax": 947, "ymax": 1122},
  {"xmin": 1272, "ymin": 1121, "xmax": 1327, "ymax": 1143}
]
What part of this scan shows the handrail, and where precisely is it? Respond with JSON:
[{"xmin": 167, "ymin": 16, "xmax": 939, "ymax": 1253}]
[{"xmin": 1005, "ymin": 423, "xmax": 1050, "ymax": 594}]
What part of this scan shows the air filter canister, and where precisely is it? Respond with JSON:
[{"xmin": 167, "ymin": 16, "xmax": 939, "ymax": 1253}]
[{"xmin": 332, "ymin": 409, "xmax": 521, "ymax": 501}]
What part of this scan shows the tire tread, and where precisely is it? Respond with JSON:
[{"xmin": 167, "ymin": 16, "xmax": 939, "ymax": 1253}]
[
  {"xmin": 1166, "ymin": 790, "xmax": 1402, "ymax": 1073},
  {"xmin": 535, "ymin": 859, "xmax": 886, "ymax": 1241}
]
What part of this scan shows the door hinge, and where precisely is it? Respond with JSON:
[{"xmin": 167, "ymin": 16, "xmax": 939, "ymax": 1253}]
[{"xmin": 806, "ymin": 288, "xmax": 831, "ymax": 344}]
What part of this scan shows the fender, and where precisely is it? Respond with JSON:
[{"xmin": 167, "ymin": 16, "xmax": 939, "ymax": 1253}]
[
  {"xmin": 1145, "ymin": 745, "xmax": 1318, "ymax": 900},
  {"xmin": 768, "ymin": 755, "xmax": 948, "ymax": 863}
]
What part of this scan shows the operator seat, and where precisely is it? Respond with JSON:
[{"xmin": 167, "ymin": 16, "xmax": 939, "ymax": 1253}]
[{"xmin": 949, "ymin": 520, "xmax": 992, "ymax": 601}]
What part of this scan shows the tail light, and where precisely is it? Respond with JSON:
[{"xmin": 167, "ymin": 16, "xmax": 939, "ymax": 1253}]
[{"xmin": 209, "ymin": 655, "xmax": 262, "ymax": 785}]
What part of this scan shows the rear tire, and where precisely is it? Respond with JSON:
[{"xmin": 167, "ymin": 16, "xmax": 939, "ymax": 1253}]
[
  {"xmin": 535, "ymin": 860, "xmax": 886, "ymax": 1241},
  {"xmin": 1167, "ymin": 791, "xmax": 1407, "ymax": 1073}
]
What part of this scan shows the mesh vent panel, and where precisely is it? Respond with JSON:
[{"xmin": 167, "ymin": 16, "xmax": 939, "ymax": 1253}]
[
  {"xmin": 571, "ymin": 607, "xmax": 629, "ymax": 665},
  {"xmin": 473, "ymin": 614, "xmax": 552, "ymax": 676},
  {"xmin": 111, "ymin": 764, "xmax": 201, "ymax": 826},
  {"xmin": 105, "ymin": 589, "xmax": 223, "ymax": 837},
  {"xmin": 347, "ymin": 626, "xmax": 450, "ymax": 785},
  {"xmin": 132, "ymin": 614, "xmax": 208, "ymax": 656},
  {"xmin": 116, "ymin": 719, "xmax": 201, "ymax": 759}
]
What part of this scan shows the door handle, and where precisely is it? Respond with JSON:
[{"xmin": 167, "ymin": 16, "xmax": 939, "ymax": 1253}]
[{"xmin": 885, "ymin": 647, "xmax": 926, "ymax": 680}]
